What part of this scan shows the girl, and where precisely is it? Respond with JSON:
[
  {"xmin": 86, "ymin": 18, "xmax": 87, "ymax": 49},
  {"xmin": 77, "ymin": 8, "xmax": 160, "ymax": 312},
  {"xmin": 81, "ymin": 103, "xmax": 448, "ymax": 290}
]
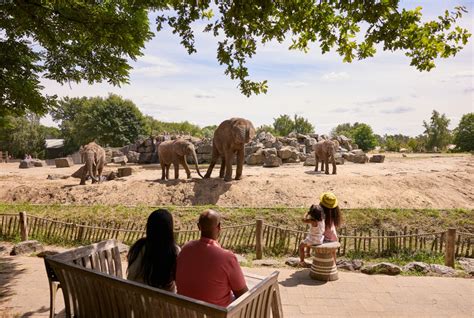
[
  {"xmin": 319, "ymin": 192, "xmax": 342, "ymax": 263},
  {"xmin": 127, "ymin": 209, "xmax": 180, "ymax": 292},
  {"xmin": 298, "ymin": 204, "xmax": 325, "ymax": 267}
]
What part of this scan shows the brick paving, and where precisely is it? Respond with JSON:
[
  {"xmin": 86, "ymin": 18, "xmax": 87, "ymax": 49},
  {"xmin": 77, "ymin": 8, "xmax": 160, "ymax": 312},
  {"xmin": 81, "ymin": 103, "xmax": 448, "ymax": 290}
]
[{"xmin": 1, "ymin": 256, "xmax": 473, "ymax": 317}]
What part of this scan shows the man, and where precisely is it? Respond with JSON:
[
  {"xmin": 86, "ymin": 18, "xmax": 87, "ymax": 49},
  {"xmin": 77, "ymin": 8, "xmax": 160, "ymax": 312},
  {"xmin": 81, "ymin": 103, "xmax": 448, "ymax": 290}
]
[{"xmin": 176, "ymin": 209, "xmax": 249, "ymax": 307}]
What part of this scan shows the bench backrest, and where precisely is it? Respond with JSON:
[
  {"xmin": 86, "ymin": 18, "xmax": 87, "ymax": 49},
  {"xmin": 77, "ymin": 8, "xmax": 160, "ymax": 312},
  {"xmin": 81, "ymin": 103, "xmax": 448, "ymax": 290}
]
[
  {"xmin": 45, "ymin": 239, "xmax": 122, "ymax": 283},
  {"xmin": 45, "ymin": 257, "xmax": 282, "ymax": 318}
]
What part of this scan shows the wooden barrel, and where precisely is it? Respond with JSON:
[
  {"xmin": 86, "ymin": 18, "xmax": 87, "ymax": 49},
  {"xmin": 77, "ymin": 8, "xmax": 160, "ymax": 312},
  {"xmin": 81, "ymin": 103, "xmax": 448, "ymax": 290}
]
[{"xmin": 309, "ymin": 242, "xmax": 341, "ymax": 281}]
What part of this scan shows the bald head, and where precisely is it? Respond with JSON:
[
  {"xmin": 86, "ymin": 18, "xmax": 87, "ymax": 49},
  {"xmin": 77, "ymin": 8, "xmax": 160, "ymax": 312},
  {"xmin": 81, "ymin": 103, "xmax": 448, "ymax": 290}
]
[{"xmin": 198, "ymin": 209, "xmax": 221, "ymax": 239}]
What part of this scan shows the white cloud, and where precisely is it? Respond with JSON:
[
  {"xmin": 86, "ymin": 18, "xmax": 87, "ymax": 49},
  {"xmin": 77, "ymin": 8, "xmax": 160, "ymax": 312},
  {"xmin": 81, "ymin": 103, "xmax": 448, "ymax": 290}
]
[
  {"xmin": 131, "ymin": 55, "xmax": 182, "ymax": 77},
  {"xmin": 380, "ymin": 106, "xmax": 415, "ymax": 114},
  {"xmin": 451, "ymin": 70, "xmax": 473, "ymax": 79},
  {"xmin": 321, "ymin": 72, "xmax": 350, "ymax": 81},
  {"xmin": 357, "ymin": 96, "xmax": 399, "ymax": 105}
]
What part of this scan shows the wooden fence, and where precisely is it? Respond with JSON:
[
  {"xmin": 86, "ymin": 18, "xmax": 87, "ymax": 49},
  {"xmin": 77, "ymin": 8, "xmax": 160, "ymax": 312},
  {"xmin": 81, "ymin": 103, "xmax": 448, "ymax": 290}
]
[{"xmin": 1, "ymin": 212, "xmax": 473, "ymax": 267}]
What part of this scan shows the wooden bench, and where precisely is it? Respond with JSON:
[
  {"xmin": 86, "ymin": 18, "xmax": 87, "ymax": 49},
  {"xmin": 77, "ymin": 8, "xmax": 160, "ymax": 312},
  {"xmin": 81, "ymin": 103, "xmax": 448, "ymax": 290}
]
[
  {"xmin": 44, "ymin": 239, "xmax": 122, "ymax": 318},
  {"xmin": 45, "ymin": 240, "xmax": 283, "ymax": 318}
]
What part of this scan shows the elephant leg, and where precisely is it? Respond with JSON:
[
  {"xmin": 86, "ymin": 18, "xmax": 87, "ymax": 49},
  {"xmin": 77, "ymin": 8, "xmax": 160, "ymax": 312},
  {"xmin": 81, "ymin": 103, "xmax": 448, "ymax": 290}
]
[
  {"xmin": 314, "ymin": 155, "xmax": 319, "ymax": 172},
  {"xmin": 332, "ymin": 157, "xmax": 337, "ymax": 175},
  {"xmin": 173, "ymin": 162, "xmax": 179, "ymax": 179},
  {"xmin": 165, "ymin": 165, "xmax": 170, "ymax": 180},
  {"xmin": 97, "ymin": 165, "xmax": 103, "ymax": 183},
  {"xmin": 224, "ymin": 150, "xmax": 234, "ymax": 182},
  {"xmin": 204, "ymin": 148, "xmax": 219, "ymax": 179},
  {"xmin": 235, "ymin": 148, "xmax": 244, "ymax": 180},
  {"xmin": 325, "ymin": 158, "xmax": 329, "ymax": 175},
  {"xmin": 180, "ymin": 157, "xmax": 191, "ymax": 179},
  {"xmin": 219, "ymin": 156, "xmax": 226, "ymax": 178},
  {"xmin": 80, "ymin": 167, "xmax": 87, "ymax": 185},
  {"xmin": 161, "ymin": 164, "xmax": 166, "ymax": 180}
]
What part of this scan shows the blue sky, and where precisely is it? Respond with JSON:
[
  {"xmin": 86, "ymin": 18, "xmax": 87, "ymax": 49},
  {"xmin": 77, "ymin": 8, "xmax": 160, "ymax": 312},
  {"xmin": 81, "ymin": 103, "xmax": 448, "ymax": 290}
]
[{"xmin": 41, "ymin": 1, "xmax": 473, "ymax": 136}]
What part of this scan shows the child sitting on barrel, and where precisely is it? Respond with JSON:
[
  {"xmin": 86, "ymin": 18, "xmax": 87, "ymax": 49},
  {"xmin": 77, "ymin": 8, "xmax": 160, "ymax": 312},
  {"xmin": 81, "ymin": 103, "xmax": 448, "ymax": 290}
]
[{"xmin": 298, "ymin": 204, "xmax": 325, "ymax": 267}]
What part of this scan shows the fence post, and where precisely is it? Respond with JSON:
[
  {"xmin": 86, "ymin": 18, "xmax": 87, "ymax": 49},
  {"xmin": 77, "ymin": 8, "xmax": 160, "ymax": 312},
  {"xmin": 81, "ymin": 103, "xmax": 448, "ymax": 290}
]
[
  {"xmin": 445, "ymin": 228, "xmax": 456, "ymax": 268},
  {"xmin": 19, "ymin": 211, "xmax": 28, "ymax": 241},
  {"xmin": 256, "ymin": 219, "xmax": 263, "ymax": 260}
]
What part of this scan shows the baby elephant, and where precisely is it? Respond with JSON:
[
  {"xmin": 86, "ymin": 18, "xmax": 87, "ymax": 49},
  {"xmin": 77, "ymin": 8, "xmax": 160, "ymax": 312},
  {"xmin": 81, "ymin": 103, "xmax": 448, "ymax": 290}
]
[{"xmin": 158, "ymin": 139, "xmax": 204, "ymax": 180}]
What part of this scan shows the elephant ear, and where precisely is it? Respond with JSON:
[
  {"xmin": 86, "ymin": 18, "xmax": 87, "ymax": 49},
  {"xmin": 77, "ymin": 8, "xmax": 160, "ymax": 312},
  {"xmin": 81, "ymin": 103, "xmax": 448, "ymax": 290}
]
[
  {"xmin": 175, "ymin": 142, "xmax": 188, "ymax": 156},
  {"xmin": 232, "ymin": 125, "xmax": 247, "ymax": 144}
]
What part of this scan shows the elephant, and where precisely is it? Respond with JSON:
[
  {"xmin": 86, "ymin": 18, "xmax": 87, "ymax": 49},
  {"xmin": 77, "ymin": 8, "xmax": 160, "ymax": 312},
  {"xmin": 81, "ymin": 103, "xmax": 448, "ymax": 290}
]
[
  {"xmin": 313, "ymin": 139, "xmax": 339, "ymax": 175},
  {"xmin": 158, "ymin": 139, "xmax": 204, "ymax": 180},
  {"xmin": 80, "ymin": 142, "xmax": 106, "ymax": 185},
  {"xmin": 204, "ymin": 117, "xmax": 256, "ymax": 182}
]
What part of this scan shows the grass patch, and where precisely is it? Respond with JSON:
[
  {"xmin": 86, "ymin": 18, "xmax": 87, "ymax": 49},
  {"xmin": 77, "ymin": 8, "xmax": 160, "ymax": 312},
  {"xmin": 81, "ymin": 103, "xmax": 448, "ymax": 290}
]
[
  {"xmin": 345, "ymin": 249, "xmax": 445, "ymax": 266},
  {"xmin": 0, "ymin": 203, "xmax": 472, "ymax": 233}
]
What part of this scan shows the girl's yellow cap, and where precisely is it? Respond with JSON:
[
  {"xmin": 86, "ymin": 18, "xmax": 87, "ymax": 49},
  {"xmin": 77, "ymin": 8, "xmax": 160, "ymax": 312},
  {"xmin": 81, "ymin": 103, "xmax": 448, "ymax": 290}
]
[{"xmin": 320, "ymin": 192, "xmax": 338, "ymax": 209}]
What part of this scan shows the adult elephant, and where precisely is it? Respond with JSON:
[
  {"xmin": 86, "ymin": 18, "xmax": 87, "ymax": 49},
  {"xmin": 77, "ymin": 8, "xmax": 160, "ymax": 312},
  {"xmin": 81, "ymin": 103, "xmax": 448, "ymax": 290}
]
[
  {"xmin": 158, "ymin": 139, "xmax": 204, "ymax": 180},
  {"xmin": 313, "ymin": 139, "xmax": 339, "ymax": 175},
  {"xmin": 80, "ymin": 142, "xmax": 106, "ymax": 185},
  {"xmin": 204, "ymin": 117, "xmax": 256, "ymax": 182}
]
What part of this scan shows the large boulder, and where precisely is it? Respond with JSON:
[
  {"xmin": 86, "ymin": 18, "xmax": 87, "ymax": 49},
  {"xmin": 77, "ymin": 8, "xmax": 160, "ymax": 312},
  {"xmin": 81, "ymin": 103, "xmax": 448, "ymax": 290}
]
[
  {"xmin": 246, "ymin": 149, "xmax": 265, "ymax": 165},
  {"xmin": 263, "ymin": 154, "xmax": 282, "ymax": 167},
  {"xmin": 369, "ymin": 154, "xmax": 385, "ymax": 163},
  {"xmin": 117, "ymin": 167, "xmax": 132, "ymax": 178},
  {"xmin": 402, "ymin": 262, "xmax": 430, "ymax": 273},
  {"xmin": 196, "ymin": 143, "xmax": 213, "ymax": 154},
  {"xmin": 344, "ymin": 150, "xmax": 368, "ymax": 163},
  {"xmin": 126, "ymin": 151, "xmax": 140, "ymax": 163},
  {"xmin": 334, "ymin": 152, "xmax": 345, "ymax": 165},
  {"xmin": 112, "ymin": 156, "xmax": 128, "ymax": 165},
  {"xmin": 277, "ymin": 146, "xmax": 299, "ymax": 161},
  {"xmin": 337, "ymin": 259, "xmax": 363, "ymax": 271},
  {"xmin": 262, "ymin": 148, "xmax": 277, "ymax": 157},
  {"xmin": 10, "ymin": 240, "xmax": 44, "ymax": 256},
  {"xmin": 55, "ymin": 157, "xmax": 74, "ymax": 168},
  {"xmin": 19, "ymin": 160, "xmax": 34, "ymax": 169},
  {"xmin": 361, "ymin": 262, "xmax": 401, "ymax": 275},
  {"xmin": 138, "ymin": 152, "xmax": 153, "ymax": 164},
  {"xmin": 304, "ymin": 155, "xmax": 316, "ymax": 166},
  {"xmin": 244, "ymin": 143, "xmax": 264, "ymax": 157},
  {"xmin": 429, "ymin": 264, "xmax": 455, "ymax": 276},
  {"xmin": 459, "ymin": 258, "xmax": 474, "ymax": 275}
]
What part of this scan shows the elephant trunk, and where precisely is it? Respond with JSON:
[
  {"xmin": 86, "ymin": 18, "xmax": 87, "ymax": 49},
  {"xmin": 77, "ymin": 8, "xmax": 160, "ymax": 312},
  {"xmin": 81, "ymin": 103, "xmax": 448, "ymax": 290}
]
[
  {"xmin": 86, "ymin": 153, "xmax": 99, "ymax": 182},
  {"xmin": 191, "ymin": 150, "xmax": 204, "ymax": 178}
]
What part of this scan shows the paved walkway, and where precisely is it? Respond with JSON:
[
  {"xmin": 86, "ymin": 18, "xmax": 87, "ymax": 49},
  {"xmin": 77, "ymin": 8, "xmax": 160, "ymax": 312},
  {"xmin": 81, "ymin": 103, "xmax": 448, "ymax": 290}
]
[{"xmin": 0, "ymin": 255, "xmax": 472, "ymax": 317}]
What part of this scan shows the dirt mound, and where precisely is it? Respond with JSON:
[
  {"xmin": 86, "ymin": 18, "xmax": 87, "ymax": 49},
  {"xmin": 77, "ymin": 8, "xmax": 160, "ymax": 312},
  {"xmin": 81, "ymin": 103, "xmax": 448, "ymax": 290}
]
[{"xmin": 0, "ymin": 154, "xmax": 473, "ymax": 208}]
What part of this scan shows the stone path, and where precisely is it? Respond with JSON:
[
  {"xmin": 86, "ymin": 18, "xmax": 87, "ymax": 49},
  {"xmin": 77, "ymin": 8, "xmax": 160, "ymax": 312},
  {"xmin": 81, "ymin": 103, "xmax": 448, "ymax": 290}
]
[{"xmin": 0, "ymin": 255, "xmax": 473, "ymax": 317}]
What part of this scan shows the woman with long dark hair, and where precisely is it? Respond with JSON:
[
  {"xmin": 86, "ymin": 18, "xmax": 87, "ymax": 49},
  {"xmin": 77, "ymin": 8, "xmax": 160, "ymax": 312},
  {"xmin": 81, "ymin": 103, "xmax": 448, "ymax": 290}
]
[{"xmin": 127, "ymin": 209, "xmax": 179, "ymax": 292}]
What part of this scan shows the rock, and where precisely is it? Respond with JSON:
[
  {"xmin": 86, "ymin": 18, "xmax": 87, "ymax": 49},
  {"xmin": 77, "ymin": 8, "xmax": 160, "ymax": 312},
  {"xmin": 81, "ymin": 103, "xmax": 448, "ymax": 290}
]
[
  {"xmin": 400, "ymin": 148, "xmax": 408, "ymax": 153},
  {"xmin": 117, "ymin": 243, "xmax": 130, "ymax": 254},
  {"xmin": 253, "ymin": 259, "xmax": 280, "ymax": 266},
  {"xmin": 369, "ymin": 155, "xmax": 385, "ymax": 163},
  {"xmin": 263, "ymin": 154, "xmax": 282, "ymax": 167},
  {"xmin": 246, "ymin": 150, "xmax": 265, "ymax": 165},
  {"xmin": 402, "ymin": 154, "xmax": 407, "ymax": 157},
  {"xmin": 335, "ymin": 153, "xmax": 345, "ymax": 165},
  {"xmin": 19, "ymin": 160, "xmax": 34, "ymax": 169},
  {"xmin": 244, "ymin": 143, "xmax": 264, "ymax": 157},
  {"xmin": 262, "ymin": 148, "xmax": 277, "ymax": 157},
  {"xmin": 277, "ymin": 146, "xmax": 299, "ymax": 160},
  {"xmin": 107, "ymin": 171, "xmax": 117, "ymax": 181},
  {"xmin": 298, "ymin": 153, "xmax": 307, "ymax": 162},
  {"xmin": 36, "ymin": 250, "xmax": 60, "ymax": 258},
  {"xmin": 458, "ymin": 258, "xmax": 474, "ymax": 275},
  {"xmin": 361, "ymin": 262, "xmax": 401, "ymax": 275},
  {"xmin": 112, "ymin": 156, "xmax": 128, "ymax": 165},
  {"xmin": 337, "ymin": 259, "xmax": 363, "ymax": 271},
  {"xmin": 10, "ymin": 240, "xmax": 44, "ymax": 255},
  {"xmin": 402, "ymin": 262, "xmax": 430, "ymax": 273},
  {"xmin": 144, "ymin": 138, "xmax": 154, "ymax": 147},
  {"xmin": 32, "ymin": 159, "xmax": 45, "ymax": 167},
  {"xmin": 117, "ymin": 167, "xmax": 132, "ymax": 177},
  {"xmin": 55, "ymin": 157, "xmax": 74, "ymax": 168},
  {"xmin": 285, "ymin": 257, "xmax": 311, "ymax": 267},
  {"xmin": 429, "ymin": 264, "xmax": 455, "ymax": 276},
  {"xmin": 345, "ymin": 151, "xmax": 369, "ymax": 163},
  {"xmin": 284, "ymin": 157, "xmax": 300, "ymax": 164},
  {"xmin": 272, "ymin": 140, "xmax": 283, "ymax": 150},
  {"xmin": 126, "ymin": 151, "xmax": 140, "ymax": 163},
  {"xmin": 197, "ymin": 143, "xmax": 213, "ymax": 154},
  {"xmin": 138, "ymin": 152, "xmax": 153, "ymax": 164},
  {"xmin": 304, "ymin": 156, "xmax": 316, "ymax": 166}
]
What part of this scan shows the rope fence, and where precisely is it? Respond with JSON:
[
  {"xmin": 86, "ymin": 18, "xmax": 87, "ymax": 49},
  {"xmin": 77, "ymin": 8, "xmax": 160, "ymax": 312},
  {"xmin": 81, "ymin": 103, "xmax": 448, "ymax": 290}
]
[{"xmin": 1, "ymin": 212, "xmax": 473, "ymax": 266}]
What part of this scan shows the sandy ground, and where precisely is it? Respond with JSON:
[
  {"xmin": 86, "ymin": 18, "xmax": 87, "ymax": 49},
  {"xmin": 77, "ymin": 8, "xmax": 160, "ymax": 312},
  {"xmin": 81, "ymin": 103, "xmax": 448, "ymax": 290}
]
[{"xmin": 0, "ymin": 153, "xmax": 473, "ymax": 208}]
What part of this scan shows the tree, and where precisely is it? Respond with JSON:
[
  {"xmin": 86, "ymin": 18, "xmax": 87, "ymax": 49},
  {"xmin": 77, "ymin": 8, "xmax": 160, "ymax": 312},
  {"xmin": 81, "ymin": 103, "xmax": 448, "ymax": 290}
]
[
  {"xmin": 273, "ymin": 115, "xmax": 295, "ymax": 136},
  {"xmin": 293, "ymin": 115, "xmax": 314, "ymax": 134},
  {"xmin": 256, "ymin": 124, "xmax": 277, "ymax": 135},
  {"xmin": 0, "ymin": 114, "xmax": 47, "ymax": 158},
  {"xmin": 2, "ymin": 1, "xmax": 471, "ymax": 116},
  {"xmin": 352, "ymin": 124, "xmax": 377, "ymax": 151},
  {"xmin": 423, "ymin": 110, "xmax": 452, "ymax": 151},
  {"xmin": 51, "ymin": 94, "xmax": 147, "ymax": 152},
  {"xmin": 453, "ymin": 113, "xmax": 474, "ymax": 151},
  {"xmin": 330, "ymin": 122, "xmax": 365, "ymax": 139}
]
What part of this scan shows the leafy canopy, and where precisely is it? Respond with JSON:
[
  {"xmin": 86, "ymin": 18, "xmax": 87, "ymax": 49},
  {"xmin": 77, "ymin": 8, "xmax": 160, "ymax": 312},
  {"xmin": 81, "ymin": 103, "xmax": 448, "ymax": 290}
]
[
  {"xmin": 1, "ymin": 1, "xmax": 471, "ymax": 115},
  {"xmin": 272, "ymin": 114, "xmax": 314, "ymax": 136},
  {"xmin": 352, "ymin": 123, "xmax": 377, "ymax": 151},
  {"xmin": 423, "ymin": 110, "xmax": 452, "ymax": 151},
  {"xmin": 453, "ymin": 113, "xmax": 474, "ymax": 152}
]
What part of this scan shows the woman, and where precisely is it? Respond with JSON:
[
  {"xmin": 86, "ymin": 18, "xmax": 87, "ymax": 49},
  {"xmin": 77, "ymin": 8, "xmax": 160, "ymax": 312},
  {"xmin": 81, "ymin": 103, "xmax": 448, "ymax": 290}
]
[{"xmin": 127, "ymin": 209, "xmax": 179, "ymax": 292}]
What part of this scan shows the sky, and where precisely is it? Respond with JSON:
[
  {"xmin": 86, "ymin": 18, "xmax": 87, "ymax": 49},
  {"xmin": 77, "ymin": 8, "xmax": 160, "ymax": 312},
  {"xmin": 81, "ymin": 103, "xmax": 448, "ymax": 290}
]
[{"xmin": 41, "ymin": 1, "xmax": 474, "ymax": 136}]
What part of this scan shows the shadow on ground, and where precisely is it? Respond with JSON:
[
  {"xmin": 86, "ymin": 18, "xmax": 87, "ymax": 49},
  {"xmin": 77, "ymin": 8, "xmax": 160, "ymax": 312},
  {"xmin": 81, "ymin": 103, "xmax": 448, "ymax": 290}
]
[
  {"xmin": 279, "ymin": 269, "xmax": 327, "ymax": 287},
  {"xmin": 191, "ymin": 178, "xmax": 232, "ymax": 205},
  {"xmin": 0, "ymin": 254, "xmax": 26, "ymax": 315}
]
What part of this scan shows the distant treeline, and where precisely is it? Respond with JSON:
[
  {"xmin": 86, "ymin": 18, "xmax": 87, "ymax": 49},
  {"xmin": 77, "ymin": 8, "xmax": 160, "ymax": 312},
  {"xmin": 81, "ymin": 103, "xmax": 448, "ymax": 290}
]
[{"xmin": 0, "ymin": 94, "xmax": 472, "ymax": 159}]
